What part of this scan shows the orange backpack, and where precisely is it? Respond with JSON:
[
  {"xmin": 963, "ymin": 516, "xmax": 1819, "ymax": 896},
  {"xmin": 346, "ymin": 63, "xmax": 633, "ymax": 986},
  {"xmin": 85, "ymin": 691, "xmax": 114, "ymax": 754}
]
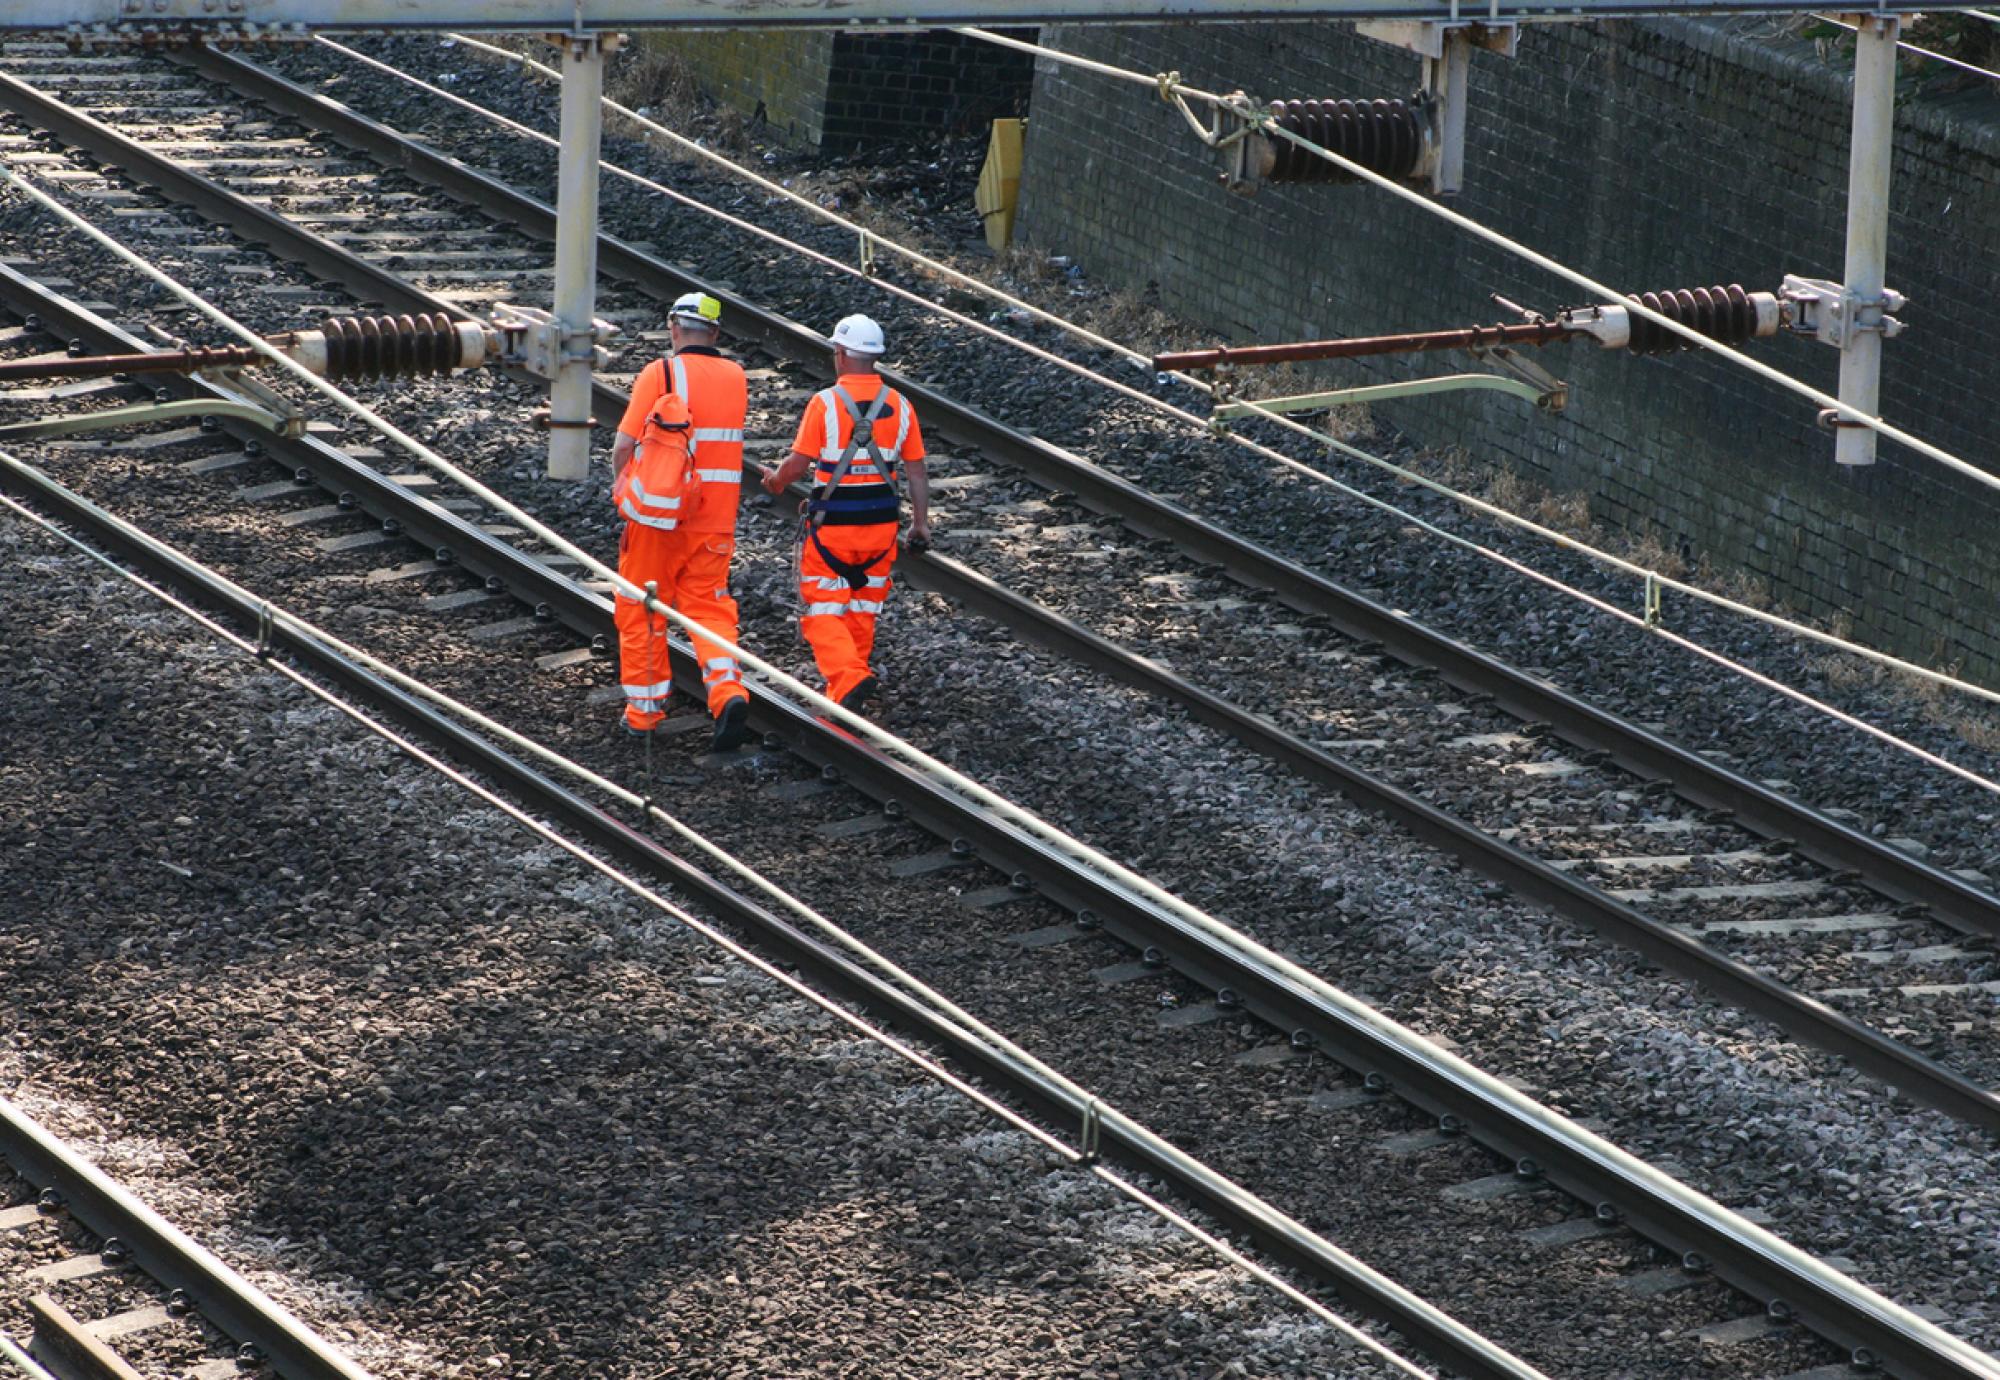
[{"xmin": 613, "ymin": 392, "xmax": 699, "ymax": 531}]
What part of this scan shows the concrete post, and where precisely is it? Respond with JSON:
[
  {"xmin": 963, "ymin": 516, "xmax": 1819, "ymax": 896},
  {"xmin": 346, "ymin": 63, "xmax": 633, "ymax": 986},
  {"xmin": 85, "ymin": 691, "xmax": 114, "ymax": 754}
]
[
  {"xmin": 1836, "ymin": 13, "xmax": 1897, "ymax": 467},
  {"xmin": 548, "ymin": 32, "xmax": 607, "ymax": 481}
]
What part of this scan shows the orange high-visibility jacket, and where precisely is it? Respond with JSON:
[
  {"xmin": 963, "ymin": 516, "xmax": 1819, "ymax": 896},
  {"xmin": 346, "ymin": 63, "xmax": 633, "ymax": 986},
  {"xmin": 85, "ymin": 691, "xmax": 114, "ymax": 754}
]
[
  {"xmin": 792, "ymin": 374, "xmax": 926, "ymax": 527},
  {"xmin": 618, "ymin": 347, "xmax": 749, "ymax": 535}
]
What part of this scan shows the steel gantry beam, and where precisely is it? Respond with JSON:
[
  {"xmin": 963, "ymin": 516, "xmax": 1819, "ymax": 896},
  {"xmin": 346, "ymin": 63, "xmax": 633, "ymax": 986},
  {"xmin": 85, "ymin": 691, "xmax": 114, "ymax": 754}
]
[{"xmin": 0, "ymin": 0, "xmax": 1970, "ymax": 34}]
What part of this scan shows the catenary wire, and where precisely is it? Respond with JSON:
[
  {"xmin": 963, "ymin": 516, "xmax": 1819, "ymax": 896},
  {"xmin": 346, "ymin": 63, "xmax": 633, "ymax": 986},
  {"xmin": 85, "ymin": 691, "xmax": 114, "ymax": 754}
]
[
  {"xmin": 1813, "ymin": 13, "xmax": 2000, "ymax": 83},
  {"xmin": 954, "ymin": 26, "xmax": 2000, "ymax": 504},
  {"xmin": 336, "ymin": 40, "xmax": 2000, "ymax": 755},
  {"xmin": 16, "ymin": 31, "xmax": 1993, "ymax": 865},
  {"xmin": 404, "ymin": 36, "xmax": 2000, "ymax": 719},
  {"xmin": 7, "ymin": 76, "xmax": 1994, "ymax": 1372},
  {"xmin": 0, "ymin": 171, "xmax": 1935, "ymax": 1360}
]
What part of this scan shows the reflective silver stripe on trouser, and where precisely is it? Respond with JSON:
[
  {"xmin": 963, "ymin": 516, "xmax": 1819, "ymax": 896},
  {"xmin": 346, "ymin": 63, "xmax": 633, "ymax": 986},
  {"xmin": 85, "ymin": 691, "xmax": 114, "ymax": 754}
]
[
  {"xmin": 803, "ymin": 601, "xmax": 847, "ymax": 617},
  {"xmin": 807, "ymin": 574, "xmax": 886, "ymax": 592},
  {"xmin": 622, "ymin": 679, "xmax": 673, "ymax": 712},
  {"xmin": 703, "ymin": 655, "xmax": 741, "ymax": 686},
  {"xmin": 695, "ymin": 469, "xmax": 742, "ymax": 484},
  {"xmin": 694, "ymin": 427, "xmax": 744, "ymax": 443}
]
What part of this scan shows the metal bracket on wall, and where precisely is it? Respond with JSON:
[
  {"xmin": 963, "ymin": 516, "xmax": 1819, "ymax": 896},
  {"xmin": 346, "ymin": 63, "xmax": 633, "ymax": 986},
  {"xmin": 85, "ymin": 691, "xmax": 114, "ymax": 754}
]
[{"xmin": 1357, "ymin": 19, "xmax": 1518, "ymax": 196}]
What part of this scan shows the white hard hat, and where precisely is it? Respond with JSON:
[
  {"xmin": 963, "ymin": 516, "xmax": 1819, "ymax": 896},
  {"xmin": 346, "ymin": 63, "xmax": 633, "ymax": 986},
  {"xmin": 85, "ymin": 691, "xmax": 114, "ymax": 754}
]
[
  {"xmin": 670, "ymin": 291, "xmax": 722, "ymax": 327},
  {"xmin": 829, "ymin": 313, "xmax": 886, "ymax": 356}
]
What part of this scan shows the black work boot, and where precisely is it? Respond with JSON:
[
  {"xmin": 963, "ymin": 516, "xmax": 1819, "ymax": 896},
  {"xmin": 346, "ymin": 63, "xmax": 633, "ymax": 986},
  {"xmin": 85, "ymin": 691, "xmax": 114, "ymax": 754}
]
[
  {"xmin": 838, "ymin": 676, "xmax": 879, "ymax": 714},
  {"xmin": 710, "ymin": 696, "xmax": 752, "ymax": 753}
]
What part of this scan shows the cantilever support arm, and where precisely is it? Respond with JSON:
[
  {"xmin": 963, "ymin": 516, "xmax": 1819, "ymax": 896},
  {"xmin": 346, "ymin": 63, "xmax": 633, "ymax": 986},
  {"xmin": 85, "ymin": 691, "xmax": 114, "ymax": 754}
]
[
  {"xmin": 1209, "ymin": 371, "xmax": 1559, "ymax": 425},
  {"xmin": 0, "ymin": 398, "xmax": 292, "ymax": 441}
]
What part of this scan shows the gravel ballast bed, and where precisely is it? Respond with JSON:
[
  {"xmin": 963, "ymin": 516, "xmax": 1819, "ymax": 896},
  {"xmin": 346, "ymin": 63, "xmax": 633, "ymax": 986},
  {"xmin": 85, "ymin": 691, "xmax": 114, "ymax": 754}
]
[
  {"xmin": 0, "ymin": 62, "xmax": 1994, "ymax": 1374},
  {"xmin": 0, "ymin": 512, "xmax": 1395, "ymax": 1380},
  {"xmin": 0, "ymin": 340, "xmax": 1917, "ymax": 1379}
]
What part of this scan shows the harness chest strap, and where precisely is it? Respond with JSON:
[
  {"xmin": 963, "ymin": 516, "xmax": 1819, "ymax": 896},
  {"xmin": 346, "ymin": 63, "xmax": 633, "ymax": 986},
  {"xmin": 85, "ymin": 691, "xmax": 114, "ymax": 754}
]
[{"xmin": 808, "ymin": 386, "xmax": 905, "ymax": 523}]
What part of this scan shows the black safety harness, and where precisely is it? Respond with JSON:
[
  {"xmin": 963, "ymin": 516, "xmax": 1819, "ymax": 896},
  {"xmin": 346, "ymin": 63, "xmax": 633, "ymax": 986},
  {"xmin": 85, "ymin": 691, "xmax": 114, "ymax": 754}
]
[{"xmin": 801, "ymin": 386, "xmax": 903, "ymax": 591}]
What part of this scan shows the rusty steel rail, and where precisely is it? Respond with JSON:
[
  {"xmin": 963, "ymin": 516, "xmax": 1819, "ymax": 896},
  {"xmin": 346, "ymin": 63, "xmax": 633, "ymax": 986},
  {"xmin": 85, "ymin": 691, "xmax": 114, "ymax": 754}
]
[
  {"xmin": 25, "ymin": 46, "xmax": 2000, "ymax": 1113},
  {"xmin": 3, "ymin": 291, "xmax": 1993, "ymax": 1378},
  {"xmin": 0, "ymin": 1096, "xmax": 375, "ymax": 1380}
]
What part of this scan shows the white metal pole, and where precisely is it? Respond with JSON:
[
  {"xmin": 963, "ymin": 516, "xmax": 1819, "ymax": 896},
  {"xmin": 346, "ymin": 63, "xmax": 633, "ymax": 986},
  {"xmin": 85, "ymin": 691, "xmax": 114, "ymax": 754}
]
[
  {"xmin": 1433, "ymin": 28, "xmax": 1470, "ymax": 197},
  {"xmin": 548, "ymin": 32, "xmax": 606, "ymax": 481},
  {"xmin": 1835, "ymin": 12, "xmax": 1897, "ymax": 467}
]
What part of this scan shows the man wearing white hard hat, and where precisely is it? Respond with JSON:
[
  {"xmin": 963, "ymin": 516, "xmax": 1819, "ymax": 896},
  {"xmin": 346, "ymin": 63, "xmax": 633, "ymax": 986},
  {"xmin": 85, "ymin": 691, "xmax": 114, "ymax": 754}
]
[
  {"xmin": 760, "ymin": 313, "xmax": 932, "ymax": 712},
  {"xmin": 609, "ymin": 291, "xmax": 753, "ymax": 751}
]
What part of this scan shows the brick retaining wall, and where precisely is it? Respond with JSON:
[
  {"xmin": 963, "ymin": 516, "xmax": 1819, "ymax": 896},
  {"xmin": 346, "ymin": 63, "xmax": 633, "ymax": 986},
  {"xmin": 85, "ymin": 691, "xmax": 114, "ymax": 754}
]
[
  {"xmin": 648, "ymin": 29, "xmax": 1033, "ymax": 150},
  {"xmin": 1013, "ymin": 19, "xmax": 2000, "ymax": 682}
]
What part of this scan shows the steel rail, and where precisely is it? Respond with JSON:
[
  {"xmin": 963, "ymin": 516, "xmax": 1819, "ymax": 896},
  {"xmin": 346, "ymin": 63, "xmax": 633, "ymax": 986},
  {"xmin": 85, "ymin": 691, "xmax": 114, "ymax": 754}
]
[
  {"xmin": 0, "ymin": 452, "xmax": 1541, "ymax": 1380},
  {"xmin": 16, "ymin": 123, "xmax": 1978, "ymax": 1152},
  {"xmin": 0, "ymin": 1098, "xmax": 376, "ymax": 1380},
  {"xmin": 901, "ymin": 550, "xmax": 2000, "ymax": 1137},
  {"xmin": 3, "ymin": 275, "xmax": 1992, "ymax": 1380},
  {"xmin": 176, "ymin": 45, "xmax": 2000, "ymax": 950},
  {"xmin": 7, "ymin": 66, "xmax": 1998, "ymax": 1372},
  {"xmin": 13, "ymin": 167, "xmax": 1988, "ymax": 1157},
  {"xmin": 0, "ymin": 65, "xmax": 634, "ymax": 432}
]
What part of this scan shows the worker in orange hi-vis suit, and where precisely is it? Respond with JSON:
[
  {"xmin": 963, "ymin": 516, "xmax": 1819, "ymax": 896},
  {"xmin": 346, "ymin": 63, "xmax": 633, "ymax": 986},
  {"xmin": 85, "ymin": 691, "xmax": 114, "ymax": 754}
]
[
  {"xmin": 759, "ymin": 313, "xmax": 931, "ymax": 713},
  {"xmin": 610, "ymin": 291, "xmax": 753, "ymax": 753}
]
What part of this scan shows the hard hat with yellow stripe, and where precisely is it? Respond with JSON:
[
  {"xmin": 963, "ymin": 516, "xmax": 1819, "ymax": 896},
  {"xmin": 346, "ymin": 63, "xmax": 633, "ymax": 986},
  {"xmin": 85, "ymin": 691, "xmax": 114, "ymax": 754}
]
[{"xmin": 670, "ymin": 291, "xmax": 723, "ymax": 327}]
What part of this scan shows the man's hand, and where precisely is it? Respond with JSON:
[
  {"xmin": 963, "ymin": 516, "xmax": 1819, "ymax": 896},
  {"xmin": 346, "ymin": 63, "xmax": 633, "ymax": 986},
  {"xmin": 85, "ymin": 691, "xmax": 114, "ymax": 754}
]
[
  {"xmin": 904, "ymin": 518, "xmax": 932, "ymax": 554},
  {"xmin": 760, "ymin": 465, "xmax": 788, "ymax": 496}
]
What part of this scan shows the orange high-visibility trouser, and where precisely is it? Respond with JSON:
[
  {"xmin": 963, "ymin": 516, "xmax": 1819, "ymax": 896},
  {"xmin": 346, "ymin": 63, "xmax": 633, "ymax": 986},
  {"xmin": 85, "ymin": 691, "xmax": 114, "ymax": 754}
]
[
  {"xmin": 798, "ymin": 521, "xmax": 897, "ymax": 704},
  {"xmin": 616, "ymin": 523, "xmax": 746, "ymax": 729}
]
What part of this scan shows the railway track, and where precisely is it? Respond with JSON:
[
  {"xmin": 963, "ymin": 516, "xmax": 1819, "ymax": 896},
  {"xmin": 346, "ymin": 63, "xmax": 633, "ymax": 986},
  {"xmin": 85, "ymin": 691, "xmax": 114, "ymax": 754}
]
[
  {"xmin": 5, "ymin": 40, "xmax": 1996, "ymax": 1136},
  {"xmin": 0, "ymin": 1097, "xmax": 370, "ymax": 1380},
  {"xmin": 0, "ymin": 39, "xmax": 1996, "ymax": 1380},
  {"xmin": 0, "ymin": 292, "xmax": 1940, "ymax": 1380}
]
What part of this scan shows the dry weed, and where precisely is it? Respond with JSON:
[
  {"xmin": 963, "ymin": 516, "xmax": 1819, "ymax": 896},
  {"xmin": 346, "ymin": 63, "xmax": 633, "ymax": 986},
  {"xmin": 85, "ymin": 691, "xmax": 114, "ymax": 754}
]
[
  {"xmin": 1532, "ymin": 490, "xmax": 1591, "ymax": 534},
  {"xmin": 608, "ymin": 39, "xmax": 706, "ymax": 120},
  {"xmin": 1620, "ymin": 530, "xmax": 1687, "ymax": 580}
]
